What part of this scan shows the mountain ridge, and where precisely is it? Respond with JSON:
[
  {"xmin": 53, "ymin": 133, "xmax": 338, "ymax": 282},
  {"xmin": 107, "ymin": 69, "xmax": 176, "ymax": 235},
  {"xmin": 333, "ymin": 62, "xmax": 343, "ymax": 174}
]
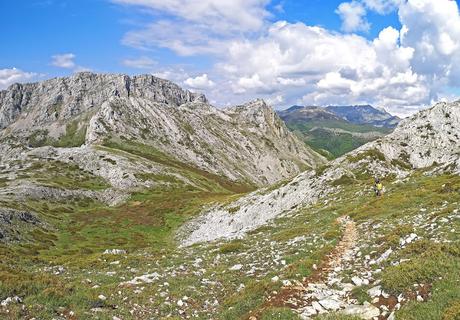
[
  {"xmin": 0, "ymin": 72, "xmax": 326, "ymax": 201},
  {"xmin": 325, "ymin": 104, "xmax": 401, "ymax": 128},
  {"xmin": 0, "ymin": 72, "xmax": 206, "ymax": 135}
]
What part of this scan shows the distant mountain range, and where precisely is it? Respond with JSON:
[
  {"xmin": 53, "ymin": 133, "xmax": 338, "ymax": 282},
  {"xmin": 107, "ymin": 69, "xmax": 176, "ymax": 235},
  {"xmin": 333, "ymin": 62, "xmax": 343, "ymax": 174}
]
[
  {"xmin": 325, "ymin": 105, "xmax": 400, "ymax": 128},
  {"xmin": 278, "ymin": 105, "xmax": 397, "ymax": 159}
]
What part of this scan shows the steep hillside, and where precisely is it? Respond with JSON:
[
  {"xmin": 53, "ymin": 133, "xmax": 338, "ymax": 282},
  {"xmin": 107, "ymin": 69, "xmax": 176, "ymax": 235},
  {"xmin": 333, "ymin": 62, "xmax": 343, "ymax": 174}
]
[
  {"xmin": 88, "ymin": 97, "xmax": 323, "ymax": 185},
  {"xmin": 326, "ymin": 105, "xmax": 400, "ymax": 128},
  {"xmin": 182, "ymin": 100, "xmax": 459, "ymax": 246},
  {"xmin": 278, "ymin": 106, "xmax": 391, "ymax": 159}
]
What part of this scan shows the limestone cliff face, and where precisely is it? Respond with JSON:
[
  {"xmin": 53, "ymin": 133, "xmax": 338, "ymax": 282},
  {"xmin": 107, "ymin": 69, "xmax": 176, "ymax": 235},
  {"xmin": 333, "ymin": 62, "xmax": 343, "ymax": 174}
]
[
  {"xmin": 363, "ymin": 101, "xmax": 460, "ymax": 170},
  {"xmin": 0, "ymin": 72, "xmax": 325, "ymax": 188},
  {"xmin": 0, "ymin": 72, "xmax": 205, "ymax": 135}
]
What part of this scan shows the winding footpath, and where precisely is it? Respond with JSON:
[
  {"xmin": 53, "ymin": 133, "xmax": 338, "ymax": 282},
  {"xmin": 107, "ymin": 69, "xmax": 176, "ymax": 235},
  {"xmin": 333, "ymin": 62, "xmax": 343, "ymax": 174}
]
[{"xmin": 250, "ymin": 216, "xmax": 382, "ymax": 320}]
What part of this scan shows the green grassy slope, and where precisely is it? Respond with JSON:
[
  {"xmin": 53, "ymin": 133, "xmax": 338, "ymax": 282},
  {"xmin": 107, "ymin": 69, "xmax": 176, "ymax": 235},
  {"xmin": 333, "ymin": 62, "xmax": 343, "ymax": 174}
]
[
  {"xmin": 0, "ymin": 140, "xmax": 255, "ymax": 318},
  {"xmin": 0, "ymin": 185, "xmax": 343, "ymax": 319}
]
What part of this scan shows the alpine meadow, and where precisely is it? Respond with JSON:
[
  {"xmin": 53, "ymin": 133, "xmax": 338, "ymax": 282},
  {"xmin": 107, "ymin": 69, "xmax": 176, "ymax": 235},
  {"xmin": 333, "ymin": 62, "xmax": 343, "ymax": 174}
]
[{"xmin": 1, "ymin": 1, "xmax": 460, "ymax": 320}]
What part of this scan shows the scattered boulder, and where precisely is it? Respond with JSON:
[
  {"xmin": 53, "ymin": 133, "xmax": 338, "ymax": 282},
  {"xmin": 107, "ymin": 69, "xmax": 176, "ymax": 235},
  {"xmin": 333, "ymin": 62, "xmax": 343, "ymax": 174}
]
[
  {"xmin": 0, "ymin": 208, "xmax": 42, "ymax": 243},
  {"xmin": 1, "ymin": 296, "xmax": 22, "ymax": 307},
  {"xmin": 351, "ymin": 276, "xmax": 363, "ymax": 286},
  {"xmin": 318, "ymin": 298, "xmax": 342, "ymax": 311},
  {"xmin": 103, "ymin": 249, "xmax": 127, "ymax": 255},
  {"xmin": 229, "ymin": 264, "xmax": 243, "ymax": 271},
  {"xmin": 400, "ymin": 233, "xmax": 418, "ymax": 246},
  {"xmin": 121, "ymin": 272, "xmax": 160, "ymax": 285},
  {"xmin": 367, "ymin": 286, "xmax": 382, "ymax": 298},
  {"xmin": 342, "ymin": 303, "xmax": 380, "ymax": 319}
]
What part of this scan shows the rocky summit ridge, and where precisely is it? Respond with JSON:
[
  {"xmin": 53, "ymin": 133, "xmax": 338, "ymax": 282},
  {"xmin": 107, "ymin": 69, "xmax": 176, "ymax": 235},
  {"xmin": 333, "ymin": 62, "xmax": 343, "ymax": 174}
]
[
  {"xmin": 326, "ymin": 105, "xmax": 400, "ymax": 128},
  {"xmin": 0, "ymin": 72, "xmax": 206, "ymax": 133}
]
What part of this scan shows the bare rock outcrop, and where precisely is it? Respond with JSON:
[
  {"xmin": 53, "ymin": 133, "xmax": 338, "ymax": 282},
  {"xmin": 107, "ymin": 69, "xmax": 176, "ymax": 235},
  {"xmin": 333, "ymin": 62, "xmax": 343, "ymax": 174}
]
[{"xmin": 0, "ymin": 208, "xmax": 43, "ymax": 243}]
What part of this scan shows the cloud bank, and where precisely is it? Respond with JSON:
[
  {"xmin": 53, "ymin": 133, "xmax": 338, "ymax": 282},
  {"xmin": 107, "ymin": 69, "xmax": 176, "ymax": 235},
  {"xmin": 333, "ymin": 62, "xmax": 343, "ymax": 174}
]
[
  {"xmin": 114, "ymin": 0, "xmax": 460, "ymax": 116},
  {"xmin": 0, "ymin": 68, "xmax": 37, "ymax": 90}
]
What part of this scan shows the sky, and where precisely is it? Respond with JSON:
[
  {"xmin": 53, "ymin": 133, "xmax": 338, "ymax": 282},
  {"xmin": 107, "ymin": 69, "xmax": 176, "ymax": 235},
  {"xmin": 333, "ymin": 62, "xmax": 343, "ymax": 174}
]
[{"xmin": 1, "ymin": 0, "xmax": 460, "ymax": 117}]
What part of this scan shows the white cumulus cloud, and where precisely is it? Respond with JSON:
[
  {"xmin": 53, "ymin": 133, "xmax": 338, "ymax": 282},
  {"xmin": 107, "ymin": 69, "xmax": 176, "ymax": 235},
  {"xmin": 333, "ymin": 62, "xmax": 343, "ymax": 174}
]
[
  {"xmin": 0, "ymin": 68, "xmax": 37, "ymax": 89},
  {"xmin": 363, "ymin": 0, "xmax": 403, "ymax": 14},
  {"xmin": 122, "ymin": 56, "xmax": 157, "ymax": 69},
  {"xmin": 184, "ymin": 74, "xmax": 216, "ymax": 89},
  {"xmin": 51, "ymin": 53, "xmax": 91, "ymax": 73},
  {"xmin": 51, "ymin": 53, "xmax": 76, "ymax": 69},
  {"xmin": 218, "ymin": 21, "xmax": 430, "ymax": 115},
  {"xmin": 336, "ymin": 1, "xmax": 371, "ymax": 32},
  {"xmin": 115, "ymin": 0, "xmax": 270, "ymax": 55},
  {"xmin": 123, "ymin": 20, "xmax": 227, "ymax": 56},
  {"xmin": 399, "ymin": 0, "xmax": 460, "ymax": 85},
  {"xmin": 113, "ymin": 0, "xmax": 270, "ymax": 34}
]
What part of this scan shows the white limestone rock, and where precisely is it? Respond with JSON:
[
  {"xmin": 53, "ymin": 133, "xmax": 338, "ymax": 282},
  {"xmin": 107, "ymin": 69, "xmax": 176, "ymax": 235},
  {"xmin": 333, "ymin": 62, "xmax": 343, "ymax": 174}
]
[
  {"xmin": 342, "ymin": 304, "xmax": 380, "ymax": 319},
  {"xmin": 318, "ymin": 298, "xmax": 342, "ymax": 311}
]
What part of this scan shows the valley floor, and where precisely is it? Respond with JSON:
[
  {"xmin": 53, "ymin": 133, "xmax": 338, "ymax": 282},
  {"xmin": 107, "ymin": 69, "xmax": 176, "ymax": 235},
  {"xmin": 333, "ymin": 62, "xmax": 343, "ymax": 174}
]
[{"xmin": 1, "ymin": 172, "xmax": 460, "ymax": 320}]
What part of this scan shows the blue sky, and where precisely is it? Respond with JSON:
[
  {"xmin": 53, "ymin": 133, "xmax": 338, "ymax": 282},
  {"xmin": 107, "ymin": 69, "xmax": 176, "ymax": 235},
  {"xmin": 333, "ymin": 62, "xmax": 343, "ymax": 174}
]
[
  {"xmin": 1, "ymin": 0, "xmax": 460, "ymax": 116},
  {"xmin": 1, "ymin": 0, "xmax": 400, "ymax": 73}
]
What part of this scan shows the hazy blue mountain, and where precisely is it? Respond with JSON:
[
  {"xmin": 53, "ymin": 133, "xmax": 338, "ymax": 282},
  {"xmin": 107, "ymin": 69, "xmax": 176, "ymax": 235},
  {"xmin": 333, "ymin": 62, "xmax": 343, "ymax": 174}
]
[{"xmin": 326, "ymin": 105, "xmax": 400, "ymax": 128}]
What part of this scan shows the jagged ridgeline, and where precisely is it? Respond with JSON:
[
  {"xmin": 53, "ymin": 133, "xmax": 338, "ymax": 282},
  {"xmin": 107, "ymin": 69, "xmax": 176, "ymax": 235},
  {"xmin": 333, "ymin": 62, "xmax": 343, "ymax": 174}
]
[{"xmin": 0, "ymin": 72, "xmax": 324, "ymax": 188}]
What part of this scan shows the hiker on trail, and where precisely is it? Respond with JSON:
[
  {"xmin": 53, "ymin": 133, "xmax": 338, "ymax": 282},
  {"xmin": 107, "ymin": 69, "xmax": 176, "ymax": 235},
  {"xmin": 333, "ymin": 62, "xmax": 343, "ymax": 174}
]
[{"xmin": 374, "ymin": 178, "xmax": 383, "ymax": 196}]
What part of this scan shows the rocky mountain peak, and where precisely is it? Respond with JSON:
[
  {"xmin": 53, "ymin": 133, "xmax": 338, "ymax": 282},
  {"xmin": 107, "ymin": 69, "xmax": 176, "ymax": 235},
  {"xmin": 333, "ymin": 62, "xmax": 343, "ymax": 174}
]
[
  {"xmin": 226, "ymin": 98, "xmax": 270, "ymax": 113},
  {"xmin": 0, "ymin": 73, "xmax": 326, "ymax": 189},
  {"xmin": 375, "ymin": 100, "xmax": 460, "ymax": 170},
  {"xmin": 225, "ymin": 99, "xmax": 290, "ymax": 136},
  {"xmin": 0, "ymin": 72, "xmax": 206, "ymax": 133}
]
